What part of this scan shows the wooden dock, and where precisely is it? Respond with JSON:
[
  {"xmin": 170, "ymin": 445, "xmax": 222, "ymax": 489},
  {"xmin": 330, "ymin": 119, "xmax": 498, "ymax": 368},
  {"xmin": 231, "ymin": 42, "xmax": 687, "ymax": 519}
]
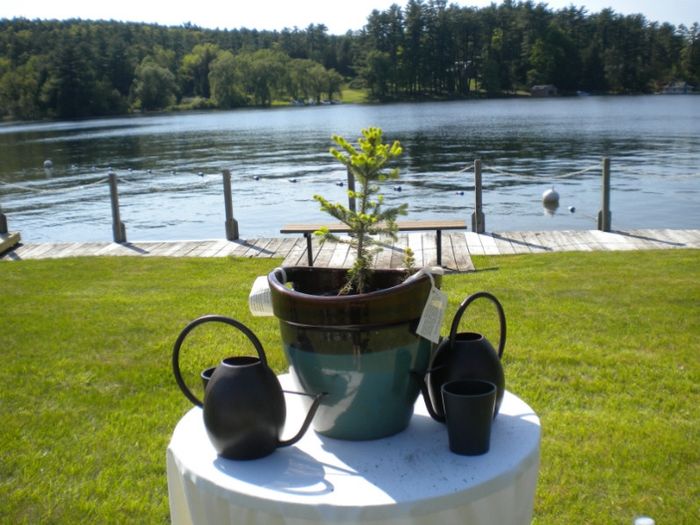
[{"xmin": 1, "ymin": 229, "xmax": 698, "ymax": 272}]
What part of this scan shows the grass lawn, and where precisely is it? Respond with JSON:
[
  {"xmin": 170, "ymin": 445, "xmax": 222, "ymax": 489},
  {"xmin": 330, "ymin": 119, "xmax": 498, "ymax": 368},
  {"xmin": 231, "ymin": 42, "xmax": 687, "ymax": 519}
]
[{"xmin": 1, "ymin": 250, "xmax": 698, "ymax": 523}]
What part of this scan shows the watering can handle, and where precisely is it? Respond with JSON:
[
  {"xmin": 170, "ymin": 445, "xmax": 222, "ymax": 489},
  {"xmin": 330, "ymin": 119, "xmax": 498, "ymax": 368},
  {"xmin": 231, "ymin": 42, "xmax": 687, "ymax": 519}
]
[
  {"xmin": 172, "ymin": 314, "xmax": 267, "ymax": 407},
  {"xmin": 448, "ymin": 291, "xmax": 507, "ymax": 358}
]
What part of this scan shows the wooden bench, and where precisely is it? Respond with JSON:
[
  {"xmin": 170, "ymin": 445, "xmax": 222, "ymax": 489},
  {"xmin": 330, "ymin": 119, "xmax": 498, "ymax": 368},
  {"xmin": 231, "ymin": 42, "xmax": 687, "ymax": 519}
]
[{"xmin": 280, "ymin": 220, "xmax": 467, "ymax": 267}]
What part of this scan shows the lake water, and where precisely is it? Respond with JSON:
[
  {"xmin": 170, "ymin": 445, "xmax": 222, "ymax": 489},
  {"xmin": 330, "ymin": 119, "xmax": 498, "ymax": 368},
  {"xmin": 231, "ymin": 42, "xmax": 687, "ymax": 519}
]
[{"xmin": 0, "ymin": 95, "xmax": 698, "ymax": 243}]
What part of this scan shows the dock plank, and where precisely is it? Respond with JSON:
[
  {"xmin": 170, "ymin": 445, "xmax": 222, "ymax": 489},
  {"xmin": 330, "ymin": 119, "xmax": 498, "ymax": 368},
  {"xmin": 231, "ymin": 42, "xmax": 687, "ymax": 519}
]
[
  {"xmin": 214, "ymin": 241, "xmax": 244, "ymax": 258},
  {"xmin": 407, "ymin": 232, "xmax": 425, "ymax": 267},
  {"xmin": 314, "ymin": 240, "xmax": 336, "ymax": 268},
  {"xmin": 241, "ymin": 238, "xmax": 273, "ymax": 258},
  {"xmin": 281, "ymin": 237, "xmax": 307, "ymax": 267},
  {"xmin": 464, "ymin": 232, "xmax": 485, "ymax": 256},
  {"xmin": 328, "ymin": 240, "xmax": 351, "ymax": 268},
  {"xmin": 373, "ymin": 236, "xmax": 396, "ymax": 269},
  {"xmin": 494, "ymin": 234, "xmax": 518, "ymax": 255},
  {"xmin": 421, "ymin": 232, "xmax": 438, "ymax": 267},
  {"xmin": 498, "ymin": 232, "xmax": 531, "ymax": 254},
  {"xmin": 479, "ymin": 234, "xmax": 501, "ymax": 255},
  {"xmin": 446, "ymin": 232, "xmax": 475, "ymax": 272},
  {"xmin": 389, "ymin": 235, "xmax": 409, "ymax": 269},
  {"xmin": 187, "ymin": 240, "xmax": 220, "ymax": 257},
  {"xmin": 3, "ymin": 230, "xmax": 697, "ymax": 274}
]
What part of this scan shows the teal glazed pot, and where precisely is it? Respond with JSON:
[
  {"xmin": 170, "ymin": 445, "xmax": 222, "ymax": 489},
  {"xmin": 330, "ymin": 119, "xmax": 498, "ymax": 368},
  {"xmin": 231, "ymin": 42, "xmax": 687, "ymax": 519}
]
[{"xmin": 268, "ymin": 267, "xmax": 439, "ymax": 440}]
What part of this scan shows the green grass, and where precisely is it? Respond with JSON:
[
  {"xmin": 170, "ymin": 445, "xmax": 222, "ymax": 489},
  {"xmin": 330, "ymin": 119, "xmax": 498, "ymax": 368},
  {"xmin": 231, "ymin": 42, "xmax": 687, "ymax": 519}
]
[
  {"xmin": 1, "ymin": 251, "xmax": 698, "ymax": 523},
  {"xmin": 339, "ymin": 86, "xmax": 369, "ymax": 104}
]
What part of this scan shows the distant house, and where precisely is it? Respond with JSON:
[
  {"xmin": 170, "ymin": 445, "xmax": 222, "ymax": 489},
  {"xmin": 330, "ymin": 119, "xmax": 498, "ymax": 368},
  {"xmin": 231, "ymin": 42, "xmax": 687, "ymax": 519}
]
[
  {"xmin": 531, "ymin": 84, "xmax": 558, "ymax": 97},
  {"xmin": 660, "ymin": 81, "xmax": 693, "ymax": 94}
]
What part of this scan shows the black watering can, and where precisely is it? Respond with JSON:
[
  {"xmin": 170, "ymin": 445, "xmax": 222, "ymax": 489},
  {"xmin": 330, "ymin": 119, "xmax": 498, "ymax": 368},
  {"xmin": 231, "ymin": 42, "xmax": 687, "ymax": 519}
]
[
  {"xmin": 172, "ymin": 315, "xmax": 324, "ymax": 460},
  {"xmin": 418, "ymin": 291, "xmax": 506, "ymax": 422}
]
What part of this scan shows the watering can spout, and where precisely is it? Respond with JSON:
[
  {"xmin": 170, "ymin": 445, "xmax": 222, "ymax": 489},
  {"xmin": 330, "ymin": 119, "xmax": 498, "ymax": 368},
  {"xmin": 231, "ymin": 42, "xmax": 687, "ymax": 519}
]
[{"xmin": 278, "ymin": 391, "xmax": 327, "ymax": 447}]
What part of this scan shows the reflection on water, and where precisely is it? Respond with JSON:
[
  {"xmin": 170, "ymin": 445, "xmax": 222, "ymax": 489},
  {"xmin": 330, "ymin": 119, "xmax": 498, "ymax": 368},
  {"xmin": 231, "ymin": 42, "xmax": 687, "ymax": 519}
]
[{"xmin": 0, "ymin": 96, "xmax": 698, "ymax": 242}]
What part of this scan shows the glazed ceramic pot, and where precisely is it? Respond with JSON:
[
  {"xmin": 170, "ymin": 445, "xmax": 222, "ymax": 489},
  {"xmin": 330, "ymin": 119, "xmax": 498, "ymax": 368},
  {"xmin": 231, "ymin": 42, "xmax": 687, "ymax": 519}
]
[{"xmin": 268, "ymin": 267, "xmax": 439, "ymax": 440}]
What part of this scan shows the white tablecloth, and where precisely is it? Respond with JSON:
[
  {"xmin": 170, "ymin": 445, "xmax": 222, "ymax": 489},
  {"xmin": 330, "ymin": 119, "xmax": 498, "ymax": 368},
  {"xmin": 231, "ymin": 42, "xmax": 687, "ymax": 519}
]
[{"xmin": 167, "ymin": 374, "xmax": 540, "ymax": 525}]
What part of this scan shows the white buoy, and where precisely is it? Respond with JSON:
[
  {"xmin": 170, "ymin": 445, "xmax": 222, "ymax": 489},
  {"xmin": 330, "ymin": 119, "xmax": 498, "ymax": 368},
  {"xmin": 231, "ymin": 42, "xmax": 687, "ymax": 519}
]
[
  {"xmin": 568, "ymin": 206, "xmax": 576, "ymax": 213},
  {"xmin": 542, "ymin": 187, "xmax": 559, "ymax": 205},
  {"xmin": 43, "ymin": 159, "xmax": 53, "ymax": 169}
]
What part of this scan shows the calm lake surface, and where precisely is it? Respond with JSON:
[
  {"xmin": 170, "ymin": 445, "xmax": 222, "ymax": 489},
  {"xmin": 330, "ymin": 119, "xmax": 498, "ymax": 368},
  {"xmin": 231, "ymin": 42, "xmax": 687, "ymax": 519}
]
[{"xmin": 0, "ymin": 95, "xmax": 698, "ymax": 243}]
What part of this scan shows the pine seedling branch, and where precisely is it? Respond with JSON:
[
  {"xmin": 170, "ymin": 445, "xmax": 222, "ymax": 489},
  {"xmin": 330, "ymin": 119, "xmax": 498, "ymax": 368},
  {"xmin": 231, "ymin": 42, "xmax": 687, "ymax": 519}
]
[{"xmin": 314, "ymin": 127, "xmax": 408, "ymax": 295}]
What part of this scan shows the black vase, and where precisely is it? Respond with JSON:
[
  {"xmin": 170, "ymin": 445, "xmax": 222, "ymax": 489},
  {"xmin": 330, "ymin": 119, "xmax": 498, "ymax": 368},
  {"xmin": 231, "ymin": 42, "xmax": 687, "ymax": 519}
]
[
  {"xmin": 203, "ymin": 355, "xmax": 286, "ymax": 460},
  {"xmin": 419, "ymin": 291, "xmax": 507, "ymax": 422},
  {"xmin": 172, "ymin": 315, "xmax": 323, "ymax": 460}
]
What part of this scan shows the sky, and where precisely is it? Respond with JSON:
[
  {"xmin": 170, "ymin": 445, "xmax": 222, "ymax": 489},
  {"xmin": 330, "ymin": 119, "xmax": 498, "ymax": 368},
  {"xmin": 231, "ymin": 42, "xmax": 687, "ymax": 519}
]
[{"xmin": 1, "ymin": 1, "xmax": 697, "ymax": 34}]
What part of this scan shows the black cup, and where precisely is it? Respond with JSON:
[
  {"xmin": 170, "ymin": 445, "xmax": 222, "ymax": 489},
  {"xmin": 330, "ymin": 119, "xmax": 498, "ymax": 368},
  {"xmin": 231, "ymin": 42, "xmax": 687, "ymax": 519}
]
[{"xmin": 441, "ymin": 379, "xmax": 497, "ymax": 456}]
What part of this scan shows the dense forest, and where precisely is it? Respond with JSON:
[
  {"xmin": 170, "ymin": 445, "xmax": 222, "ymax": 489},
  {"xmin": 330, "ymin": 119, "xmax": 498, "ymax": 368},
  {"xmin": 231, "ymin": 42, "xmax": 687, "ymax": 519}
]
[{"xmin": 1, "ymin": 0, "xmax": 698, "ymax": 120}]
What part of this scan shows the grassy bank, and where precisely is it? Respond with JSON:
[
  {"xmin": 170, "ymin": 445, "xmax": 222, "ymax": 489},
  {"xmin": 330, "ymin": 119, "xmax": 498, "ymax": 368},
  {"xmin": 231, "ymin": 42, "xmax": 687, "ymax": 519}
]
[{"xmin": 1, "ymin": 251, "xmax": 698, "ymax": 523}]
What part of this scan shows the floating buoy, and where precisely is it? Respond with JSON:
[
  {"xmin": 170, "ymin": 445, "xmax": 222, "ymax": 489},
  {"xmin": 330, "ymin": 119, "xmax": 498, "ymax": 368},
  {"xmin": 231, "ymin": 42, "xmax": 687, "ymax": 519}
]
[
  {"xmin": 43, "ymin": 160, "xmax": 53, "ymax": 169},
  {"xmin": 198, "ymin": 171, "xmax": 204, "ymax": 177},
  {"xmin": 393, "ymin": 185, "xmax": 402, "ymax": 192},
  {"xmin": 568, "ymin": 206, "xmax": 576, "ymax": 213},
  {"xmin": 542, "ymin": 187, "xmax": 559, "ymax": 205},
  {"xmin": 456, "ymin": 191, "xmax": 464, "ymax": 196},
  {"xmin": 289, "ymin": 178, "xmax": 298, "ymax": 183},
  {"xmin": 253, "ymin": 175, "xmax": 260, "ymax": 181}
]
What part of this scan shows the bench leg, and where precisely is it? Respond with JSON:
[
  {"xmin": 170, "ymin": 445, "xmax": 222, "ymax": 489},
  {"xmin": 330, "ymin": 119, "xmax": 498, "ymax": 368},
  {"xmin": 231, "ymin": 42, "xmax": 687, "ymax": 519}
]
[
  {"xmin": 304, "ymin": 233, "xmax": 314, "ymax": 266},
  {"xmin": 436, "ymin": 230, "xmax": 442, "ymax": 266}
]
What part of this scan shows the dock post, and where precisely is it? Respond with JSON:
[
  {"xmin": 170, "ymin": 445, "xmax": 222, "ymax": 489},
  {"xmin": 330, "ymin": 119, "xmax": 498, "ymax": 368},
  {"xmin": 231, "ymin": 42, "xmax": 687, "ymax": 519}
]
[
  {"xmin": 222, "ymin": 169, "xmax": 239, "ymax": 241},
  {"xmin": 347, "ymin": 167, "xmax": 356, "ymax": 212},
  {"xmin": 0, "ymin": 207, "xmax": 7, "ymax": 234},
  {"xmin": 471, "ymin": 159, "xmax": 485, "ymax": 233},
  {"xmin": 108, "ymin": 172, "xmax": 127, "ymax": 243},
  {"xmin": 597, "ymin": 157, "xmax": 612, "ymax": 231}
]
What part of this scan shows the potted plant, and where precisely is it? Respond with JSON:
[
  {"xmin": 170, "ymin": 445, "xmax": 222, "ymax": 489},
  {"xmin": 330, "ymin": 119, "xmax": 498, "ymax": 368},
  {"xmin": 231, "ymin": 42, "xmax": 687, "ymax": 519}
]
[{"xmin": 268, "ymin": 127, "xmax": 442, "ymax": 440}]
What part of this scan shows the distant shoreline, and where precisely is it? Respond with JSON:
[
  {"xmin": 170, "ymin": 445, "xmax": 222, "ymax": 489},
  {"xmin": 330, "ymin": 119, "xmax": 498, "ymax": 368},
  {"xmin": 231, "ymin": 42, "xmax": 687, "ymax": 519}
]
[{"xmin": 3, "ymin": 90, "xmax": 698, "ymax": 127}]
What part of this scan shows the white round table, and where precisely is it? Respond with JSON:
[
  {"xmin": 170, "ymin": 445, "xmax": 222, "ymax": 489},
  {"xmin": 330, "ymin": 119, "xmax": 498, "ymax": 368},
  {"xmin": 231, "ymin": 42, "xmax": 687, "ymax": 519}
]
[{"xmin": 167, "ymin": 374, "xmax": 540, "ymax": 525}]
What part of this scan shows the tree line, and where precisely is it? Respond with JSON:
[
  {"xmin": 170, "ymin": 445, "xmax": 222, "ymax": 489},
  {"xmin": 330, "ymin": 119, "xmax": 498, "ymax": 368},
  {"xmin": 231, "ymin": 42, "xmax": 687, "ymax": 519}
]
[
  {"xmin": 361, "ymin": 0, "xmax": 699, "ymax": 98},
  {"xmin": 0, "ymin": 0, "xmax": 698, "ymax": 121}
]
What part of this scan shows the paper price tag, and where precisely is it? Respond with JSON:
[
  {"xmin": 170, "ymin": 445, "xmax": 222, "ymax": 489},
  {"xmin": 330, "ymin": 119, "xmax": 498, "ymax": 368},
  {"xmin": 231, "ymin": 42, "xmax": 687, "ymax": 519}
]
[
  {"xmin": 416, "ymin": 284, "xmax": 448, "ymax": 344},
  {"xmin": 248, "ymin": 275, "xmax": 274, "ymax": 316}
]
